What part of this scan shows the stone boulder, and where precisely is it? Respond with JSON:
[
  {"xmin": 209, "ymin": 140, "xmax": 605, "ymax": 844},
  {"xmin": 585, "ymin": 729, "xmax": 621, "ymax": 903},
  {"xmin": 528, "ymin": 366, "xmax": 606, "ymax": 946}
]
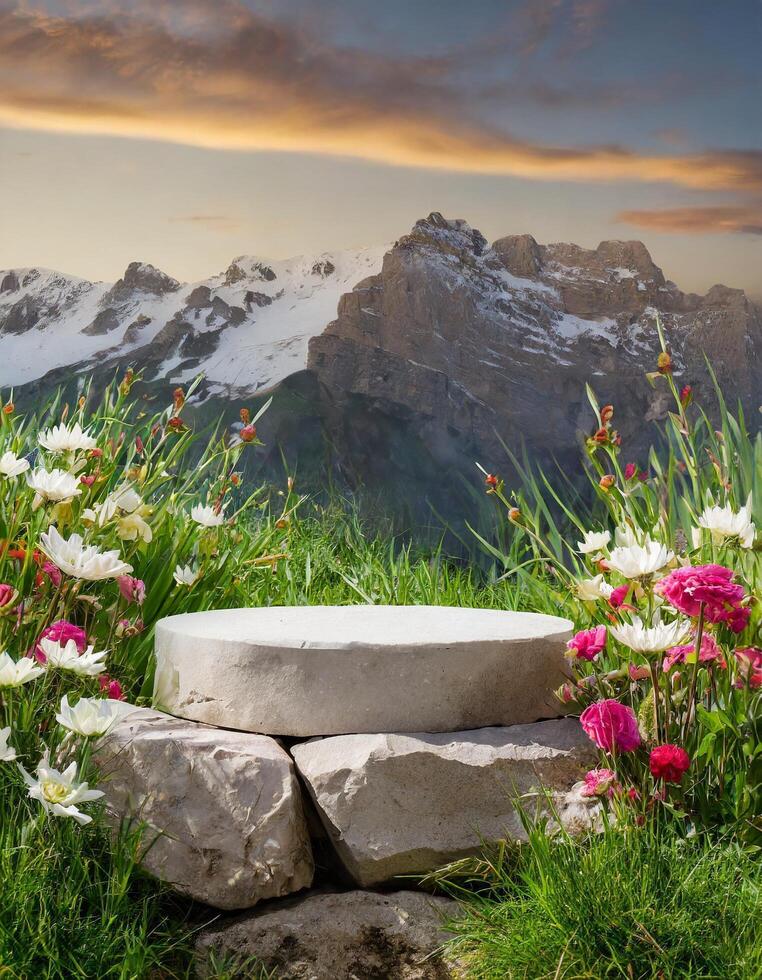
[
  {"xmin": 195, "ymin": 889, "xmax": 460, "ymax": 980},
  {"xmin": 94, "ymin": 707, "xmax": 313, "ymax": 910},
  {"xmin": 292, "ymin": 719, "xmax": 596, "ymax": 886}
]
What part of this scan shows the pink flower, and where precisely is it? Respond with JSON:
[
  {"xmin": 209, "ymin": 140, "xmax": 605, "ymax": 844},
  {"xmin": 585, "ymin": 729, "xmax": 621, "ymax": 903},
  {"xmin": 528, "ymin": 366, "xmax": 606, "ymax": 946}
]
[
  {"xmin": 580, "ymin": 699, "xmax": 641, "ymax": 753},
  {"xmin": 628, "ymin": 663, "xmax": 651, "ymax": 681},
  {"xmin": 117, "ymin": 575, "xmax": 146, "ymax": 605},
  {"xmin": 555, "ymin": 682, "xmax": 575, "ymax": 704},
  {"xmin": 39, "ymin": 561, "xmax": 62, "ymax": 588},
  {"xmin": 35, "ymin": 619, "xmax": 86, "ymax": 663},
  {"xmin": 655, "ymin": 564, "xmax": 748, "ymax": 629},
  {"xmin": 580, "ymin": 768, "xmax": 620, "ymax": 798},
  {"xmin": 734, "ymin": 647, "xmax": 762, "ymax": 689},
  {"xmin": 608, "ymin": 584, "xmax": 632, "ymax": 610},
  {"xmin": 98, "ymin": 674, "xmax": 126, "ymax": 701},
  {"xmin": 662, "ymin": 632, "xmax": 726, "ymax": 672},
  {"xmin": 649, "ymin": 744, "xmax": 691, "ymax": 783},
  {"xmin": 0, "ymin": 583, "xmax": 15, "ymax": 608},
  {"xmin": 566, "ymin": 626, "xmax": 607, "ymax": 662}
]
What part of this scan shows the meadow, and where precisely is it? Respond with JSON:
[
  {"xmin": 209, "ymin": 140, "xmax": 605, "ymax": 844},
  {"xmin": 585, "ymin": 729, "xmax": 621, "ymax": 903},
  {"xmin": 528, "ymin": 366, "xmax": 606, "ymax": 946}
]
[{"xmin": 0, "ymin": 332, "xmax": 759, "ymax": 978}]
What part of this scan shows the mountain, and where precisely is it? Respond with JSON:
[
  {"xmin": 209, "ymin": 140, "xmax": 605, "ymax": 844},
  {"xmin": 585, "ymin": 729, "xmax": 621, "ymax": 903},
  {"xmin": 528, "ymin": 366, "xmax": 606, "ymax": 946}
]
[{"xmin": 2, "ymin": 214, "xmax": 760, "ymax": 521}]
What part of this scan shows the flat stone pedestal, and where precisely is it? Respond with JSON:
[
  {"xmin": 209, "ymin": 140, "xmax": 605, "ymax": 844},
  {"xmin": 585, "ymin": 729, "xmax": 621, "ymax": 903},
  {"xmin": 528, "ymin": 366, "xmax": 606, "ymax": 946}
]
[{"xmin": 154, "ymin": 605, "xmax": 572, "ymax": 736}]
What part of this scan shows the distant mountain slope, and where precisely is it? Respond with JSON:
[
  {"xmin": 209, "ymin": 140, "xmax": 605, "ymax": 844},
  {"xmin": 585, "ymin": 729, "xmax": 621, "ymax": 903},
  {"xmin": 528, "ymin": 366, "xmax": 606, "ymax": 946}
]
[
  {"xmin": 3, "ymin": 214, "xmax": 760, "ymax": 521},
  {"xmin": 0, "ymin": 246, "xmax": 387, "ymax": 394}
]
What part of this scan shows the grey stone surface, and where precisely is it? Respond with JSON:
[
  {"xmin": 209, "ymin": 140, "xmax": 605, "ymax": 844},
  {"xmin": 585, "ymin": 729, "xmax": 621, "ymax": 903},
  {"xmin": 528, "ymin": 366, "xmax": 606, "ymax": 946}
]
[
  {"xmin": 153, "ymin": 605, "xmax": 572, "ymax": 736},
  {"xmin": 292, "ymin": 719, "xmax": 596, "ymax": 886},
  {"xmin": 195, "ymin": 889, "xmax": 461, "ymax": 980},
  {"xmin": 94, "ymin": 707, "xmax": 313, "ymax": 910}
]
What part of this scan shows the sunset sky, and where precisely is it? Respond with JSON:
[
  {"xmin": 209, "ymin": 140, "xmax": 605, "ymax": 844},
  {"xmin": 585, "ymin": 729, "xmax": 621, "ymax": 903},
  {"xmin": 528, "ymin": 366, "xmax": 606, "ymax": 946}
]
[{"xmin": 1, "ymin": 0, "xmax": 760, "ymax": 293}]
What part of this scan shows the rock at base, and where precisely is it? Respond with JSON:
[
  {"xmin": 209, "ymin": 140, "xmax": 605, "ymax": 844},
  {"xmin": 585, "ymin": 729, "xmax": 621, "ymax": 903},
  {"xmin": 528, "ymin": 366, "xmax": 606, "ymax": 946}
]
[
  {"xmin": 94, "ymin": 708, "xmax": 313, "ymax": 910},
  {"xmin": 292, "ymin": 718, "xmax": 596, "ymax": 886},
  {"xmin": 195, "ymin": 889, "xmax": 460, "ymax": 980}
]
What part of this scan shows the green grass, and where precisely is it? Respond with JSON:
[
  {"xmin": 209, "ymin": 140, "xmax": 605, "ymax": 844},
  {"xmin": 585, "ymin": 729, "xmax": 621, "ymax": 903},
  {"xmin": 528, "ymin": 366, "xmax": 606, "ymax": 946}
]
[{"xmin": 438, "ymin": 821, "xmax": 762, "ymax": 980}]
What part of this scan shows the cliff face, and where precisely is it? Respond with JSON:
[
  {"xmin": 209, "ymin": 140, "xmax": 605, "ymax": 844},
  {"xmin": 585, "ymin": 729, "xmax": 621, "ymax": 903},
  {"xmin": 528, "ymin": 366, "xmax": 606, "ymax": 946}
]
[{"xmin": 306, "ymin": 213, "xmax": 761, "ymax": 504}]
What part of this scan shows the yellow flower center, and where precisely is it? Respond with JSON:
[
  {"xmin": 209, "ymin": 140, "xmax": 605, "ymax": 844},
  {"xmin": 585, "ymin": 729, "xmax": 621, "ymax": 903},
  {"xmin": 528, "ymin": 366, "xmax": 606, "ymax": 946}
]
[{"xmin": 41, "ymin": 779, "xmax": 69, "ymax": 805}]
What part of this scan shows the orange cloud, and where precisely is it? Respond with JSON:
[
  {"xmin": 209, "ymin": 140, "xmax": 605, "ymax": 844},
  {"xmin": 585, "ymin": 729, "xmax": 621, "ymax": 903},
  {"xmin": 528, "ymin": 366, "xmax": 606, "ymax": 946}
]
[
  {"xmin": 618, "ymin": 205, "xmax": 762, "ymax": 235},
  {"xmin": 1, "ymin": 1, "xmax": 761, "ymax": 198}
]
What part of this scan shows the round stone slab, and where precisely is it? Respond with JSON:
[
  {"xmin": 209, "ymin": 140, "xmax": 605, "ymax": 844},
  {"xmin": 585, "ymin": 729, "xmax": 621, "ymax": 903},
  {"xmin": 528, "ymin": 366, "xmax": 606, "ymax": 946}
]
[{"xmin": 153, "ymin": 605, "xmax": 573, "ymax": 737}]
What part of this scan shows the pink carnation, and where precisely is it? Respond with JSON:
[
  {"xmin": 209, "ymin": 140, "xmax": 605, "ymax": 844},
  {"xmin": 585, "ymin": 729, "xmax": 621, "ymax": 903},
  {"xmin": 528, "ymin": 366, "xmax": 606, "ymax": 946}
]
[
  {"xmin": 649, "ymin": 744, "xmax": 690, "ymax": 783},
  {"xmin": 655, "ymin": 564, "xmax": 748, "ymax": 630},
  {"xmin": 98, "ymin": 674, "xmax": 126, "ymax": 701},
  {"xmin": 566, "ymin": 625, "xmax": 607, "ymax": 662},
  {"xmin": 35, "ymin": 619, "xmax": 87, "ymax": 663},
  {"xmin": 662, "ymin": 632, "xmax": 726, "ymax": 672},
  {"xmin": 580, "ymin": 768, "xmax": 620, "ymax": 798},
  {"xmin": 117, "ymin": 575, "xmax": 146, "ymax": 605},
  {"xmin": 734, "ymin": 647, "xmax": 762, "ymax": 690},
  {"xmin": 580, "ymin": 699, "xmax": 641, "ymax": 753},
  {"xmin": 608, "ymin": 584, "xmax": 632, "ymax": 610}
]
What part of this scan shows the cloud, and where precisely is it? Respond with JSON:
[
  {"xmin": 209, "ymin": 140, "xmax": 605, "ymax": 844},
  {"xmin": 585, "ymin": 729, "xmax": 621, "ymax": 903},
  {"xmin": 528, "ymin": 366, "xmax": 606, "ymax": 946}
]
[
  {"xmin": 618, "ymin": 205, "xmax": 762, "ymax": 236},
  {"xmin": 169, "ymin": 214, "xmax": 239, "ymax": 231},
  {"xmin": 1, "ymin": 0, "xmax": 761, "ymax": 204}
]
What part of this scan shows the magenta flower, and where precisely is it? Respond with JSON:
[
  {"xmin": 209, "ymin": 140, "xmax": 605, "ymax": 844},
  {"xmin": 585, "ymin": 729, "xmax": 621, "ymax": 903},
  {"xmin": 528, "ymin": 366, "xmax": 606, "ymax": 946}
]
[
  {"xmin": 580, "ymin": 768, "xmax": 620, "ymax": 798},
  {"xmin": 655, "ymin": 564, "xmax": 748, "ymax": 630},
  {"xmin": 608, "ymin": 584, "xmax": 632, "ymax": 610},
  {"xmin": 566, "ymin": 626, "xmax": 607, "ymax": 662},
  {"xmin": 35, "ymin": 619, "xmax": 87, "ymax": 663},
  {"xmin": 117, "ymin": 575, "xmax": 146, "ymax": 605},
  {"xmin": 734, "ymin": 647, "xmax": 762, "ymax": 689},
  {"xmin": 580, "ymin": 699, "xmax": 641, "ymax": 753},
  {"xmin": 663, "ymin": 632, "xmax": 726, "ymax": 672},
  {"xmin": 98, "ymin": 674, "xmax": 126, "ymax": 701},
  {"xmin": 0, "ymin": 583, "xmax": 15, "ymax": 608}
]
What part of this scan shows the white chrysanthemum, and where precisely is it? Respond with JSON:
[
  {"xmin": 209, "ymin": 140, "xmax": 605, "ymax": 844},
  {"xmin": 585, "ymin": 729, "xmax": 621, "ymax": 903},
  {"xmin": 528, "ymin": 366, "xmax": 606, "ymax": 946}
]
[
  {"xmin": 55, "ymin": 694, "xmax": 127, "ymax": 737},
  {"xmin": 39, "ymin": 526, "xmax": 132, "ymax": 580},
  {"xmin": 577, "ymin": 529, "xmax": 611, "ymax": 555},
  {"xmin": 20, "ymin": 754, "xmax": 104, "ymax": 825},
  {"xmin": 0, "ymin": 450, "xmax": 30, "ymax": 477},
  {"xmin": 173, "ymin": 563, "xmax": 200, "ymax": 586},
  {"xmin": 38, "ymin": 421, "xmax": 97, "ymax": 454},
  {"xmin": 190, "ymin": 503, "xmax": 226, "ymax": 527},
  {"xmin": 95, "ymin": 485, "xmax": 144, "ymax": 525},
  {"xmin": 0, "ymin": 726, "xmax": 17, "ymax": 762},
  {"xmin": 576, "ymin": 575, "xmax": 614, "ymax": 601},
  {"xmin": 606, "ymin": 537, "xmax": 674, "ymax": 579},
  {"xmin": 610, "ymin": 615, "xmax": 690, "ymax": 654},
  {"xmin": 39, "ymin": 638, "xmax": 108, "ymax": 676},
  {"xmin": 26, "ymin": 467, "xmax": 81, "ymax": 506},
  {"xmin": 0, "ymin": 652, "xmax": 45, "ymax": 688},
  {"xmin": 694, "ymin": 498, "xmax": 755, "ymax": 549}
]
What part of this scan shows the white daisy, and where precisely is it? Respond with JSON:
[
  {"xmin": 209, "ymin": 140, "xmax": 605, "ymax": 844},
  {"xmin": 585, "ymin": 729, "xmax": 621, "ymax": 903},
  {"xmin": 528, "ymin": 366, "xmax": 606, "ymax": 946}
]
[
  {"xmin": 190, "ymin": 503, "xmax": 226, "ymax": 527},
  {"xmin": 577, "ymin": 529, "xmax": 611, "ymax": 555},
  {"xmin": 0, "ymin": 726, "xmax": 17, "ymax": 762},
  {"xmin": 26, "ymin": 467, "xmax": 81, "ymax": 507},
  {"xmin": 0, "ymin": 652, "xmax": 45, "ymax": 688},
  {"xmin": 0, "ymin": 450, "xmax": 30, "ymax": 478},
  {"xmin": 693, "ymin": 498, "xmax": 755, "ymax": 549},
  {"xmin": 38, "ymin": 422, "xmax": 97, "ymax": 454},
  {"xmin": 610, "ymin": 615, "xmax": 689, "ymax": 655},
  {"xmin": 576, "ymin": 575, "xmax": 614, "ymax": 601},
  {"xmin": 173, "ymin": 563, "xmax": 200, "ymax": 586},
  {"xmin": 55, "ymin": 694, "xmax": 127, "ymax": 737},
  {"xmin": 20, "ymin": 754, "xmax": 104, "ymax": 825},
  {"xmin": 39, "ymin": 638, "xmax": 108, "ymax": 676},
  {"xmin": 606, "ymin": 537, "xmax": 674, "ymax": 579},
  {"xmin": 39, "ymin": 526, "xmax": 132, "ymax": 580}
]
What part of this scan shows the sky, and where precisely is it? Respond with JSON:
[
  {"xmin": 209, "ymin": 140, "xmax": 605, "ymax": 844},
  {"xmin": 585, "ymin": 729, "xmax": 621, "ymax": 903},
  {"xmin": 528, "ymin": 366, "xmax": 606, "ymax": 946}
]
[{"xmin": 0, "ymin": 0, "xmax": 760, "ymax": 294}]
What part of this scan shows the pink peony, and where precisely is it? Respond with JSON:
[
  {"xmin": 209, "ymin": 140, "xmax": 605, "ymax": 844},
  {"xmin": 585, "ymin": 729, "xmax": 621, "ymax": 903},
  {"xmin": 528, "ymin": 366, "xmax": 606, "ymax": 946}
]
[
  {"xmin": 655, "ymin": 564, "xmax": 748, "ymax": 629},
  {"xmin": 117, "ymin": 575, "xmax": 146, "ymax": 605},
  {"xmin": 608, "ymin": 584, "xmax": 632, "ymax": 609},
  {"xmin": 734, "ymin": 647, "xmax": 762, "ymax": 689},
  {"xmin": 580, "ymin": 768, "xmax": 620, "ymax": 798},
  {"xmin": 35, "ymin": 619, "xmax": 87, "ymax": 663},
  {"xmin": 566, "ymin": 625, "xmax": 607, "ymax": 662},
  {"xmin": 580, "ymin": 699, "xmax": 641, "ymax": 753},
  {"xmin": 98, "ymin": 674, "xmax": 126, "ymax": 701},
  {"xmin": 662, "ymin": 632, "xmax": 726, "ymax": 672},
  {"xmin": 649, "ymin": 744, "xmax": 691, "ymax": 783}
]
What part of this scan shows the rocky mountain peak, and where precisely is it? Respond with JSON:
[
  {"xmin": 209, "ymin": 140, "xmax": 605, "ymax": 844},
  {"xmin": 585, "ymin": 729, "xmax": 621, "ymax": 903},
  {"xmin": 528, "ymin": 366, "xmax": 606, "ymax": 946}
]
[
  {"xmin": 103, "ymin": 262, "xmax": 180, "ymax": 306},
  {"xmin": 403, "ymin": 212, "xmax": 489, "ymax": 257}
]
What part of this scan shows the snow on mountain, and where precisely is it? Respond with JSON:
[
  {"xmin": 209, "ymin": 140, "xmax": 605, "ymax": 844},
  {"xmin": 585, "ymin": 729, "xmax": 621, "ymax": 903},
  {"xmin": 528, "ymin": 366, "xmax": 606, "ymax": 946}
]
[{"xmin": 0, "ymin": 247, "xmax": 388, "ymax": 393}]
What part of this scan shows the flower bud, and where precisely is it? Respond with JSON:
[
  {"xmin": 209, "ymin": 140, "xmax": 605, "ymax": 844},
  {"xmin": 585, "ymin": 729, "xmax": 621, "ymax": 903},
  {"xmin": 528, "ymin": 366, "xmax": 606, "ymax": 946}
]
[
  {"xmin": 239, "ymin": 424, "xmax": 257, "ymax": 443},
  {"xmin": 600, "ymin": 404, "xmax": 614, "ymax": 423},
  {"xmin": 599, "ymin": 474, "xmax": 615, "ymax": 491},
  {"xmin": 657, "ymin": 351, "xmax": 672, "ymax": 374}
]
